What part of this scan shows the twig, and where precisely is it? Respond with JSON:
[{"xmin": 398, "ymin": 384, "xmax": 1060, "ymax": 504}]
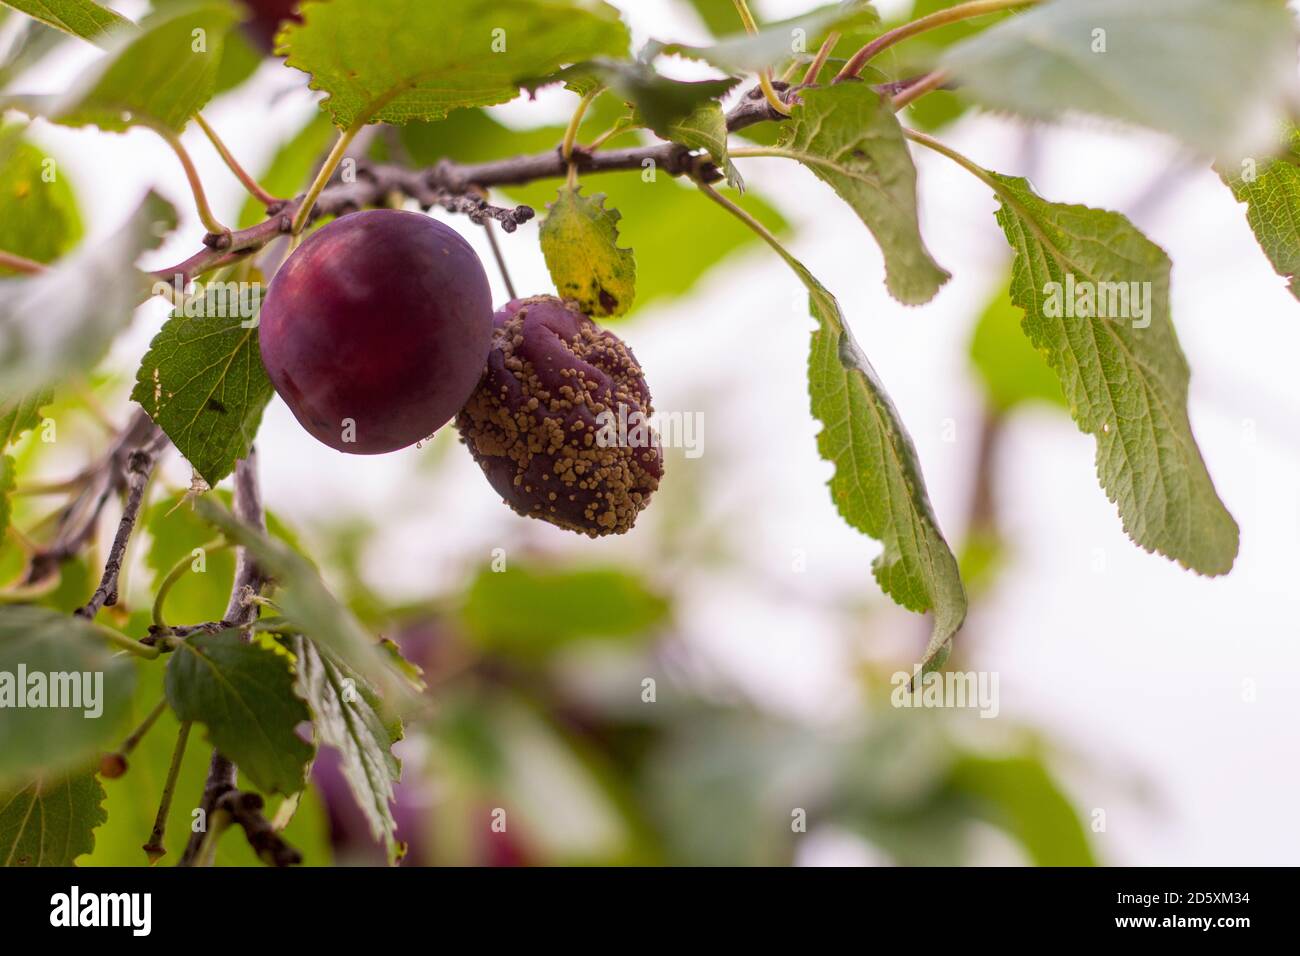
[
  {"xmin": 178, "ymin": 449, "xmax": 268, "ymax": 867},
  {"xmin": 215, "ymin": 791, "xmax": 302, "ymax": 867},
  {"xmin": 142, "ymin": 721, "xmax": 191, "ymax": 864},
  {"xmin": 76, "ymin": 438, "xmax": 166, "ymax": 619}
]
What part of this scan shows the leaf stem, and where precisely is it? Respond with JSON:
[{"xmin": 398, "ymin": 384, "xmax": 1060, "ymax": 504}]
[
  {"xmin": 801, "ymin": 31, "xmax": 840, "ymax": 86},
  {"xmin": 151, "ymin": 124, "xmax": 231, "ymax": 238},
  {"xmin": 91, "ymin": 621, "xmax": 161, "ymax": 659},
  {"xmin": 143, "ymin": 721, "xmax": 191, "ymax": 864},
  {"xmin": 152, "ymin": 539, "xmax": 231, "ymax": 630},
  {"xmin": 0, "ymin": 249, "xmax": 47, "ymax": 274},
  {"xmin": 902, "ymin": 126, "xmax": 1003, "ymax": 193},
  {"xmin": 562, "ymin": 87, "xmax": 602, "ymax": 188},
  {"xmin": 194, "ymin": 113, "xmax": 280, "ymax": 207},
  {"xmin": 731, "ymin": 0, "xmax": 791, "ymax": 116},
  {"xmin": 290, "ymin": 122, "xmax": 362, "ymax": 235},
  {"xmin": 120, "ymin": 698, "xmax": 169, "ymax": 757},
  {"xmin": 695, "ymin": 178, "xmax": 787, "ymax": 263},
  {"xmin": 891, "ymin": 69, "xmax": 951, "ymax": 110},
  {"xmin": 835, "ymin": 0, "xmax": 1038, "ymax": 82}
]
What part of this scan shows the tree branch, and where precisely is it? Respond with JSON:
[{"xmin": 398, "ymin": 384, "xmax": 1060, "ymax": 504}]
[{"xmin": 178, "ymin": 447, "xmax": 268, "ymax": 867}]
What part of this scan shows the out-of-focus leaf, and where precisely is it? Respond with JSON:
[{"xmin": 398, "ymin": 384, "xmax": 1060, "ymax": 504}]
[
  {"xmin": 969, "ymin": 274, "xmax": 1067, "ymax": 412},
  {"xmin": 0, "ymin": 389, "xmax": 52, "ymax": 446},
  {"xmin": 1222, "ymin": 125, "xmax": 1300, "ymax": 300},
  {"xmin": 0, "ymin": 605, "xmax": 137, "ymax": 784},
  {"xmin": 948, "ymin": 753, "xmax": 1096, "ymax": 865},
  {"xmin": 654, "ymin": 1, "xmax": 878, "ymax": 73},
  {"xmin": 460, "ymin": 564, "xmax": 669, "ymax": 656},
  {"xmin": 539, "ymin": 185, "xmax": 636, "ymax": 316},
  {"xmin": 8, "ymin": 3, "xmax": 237, "ymax": 133},
  {"xmin": 989, "ymin": 171, "xmax": 1239, "ymax": 574},
  {"xmin": 165, "ymin": 628, "xmax": 314, "ymax": 795},
  {"xmin": 130, "ymin": 287, "xmax": 272, "ymax": 486},
  {"xmin": 943, "ymin": 0, "xmax": 1299, "ymax": 160},
  {"xmin": 279, "ymin": 0, "xmax": 630, "ymax": 129},
  {"xmin": 0, "ymin": 190, "xmax": 176, "ymax": 395},
  {"xmin": 775, "ymin": 83, "xmax": 949, "ymax": 305},
  {"xmin": 0, "ymin": 771, "xmax": 105, "ymax": 865},
  {"xmin": 0, "ymin": 0, "xmax": 130, "ymax": 47},
  {"xmin": 0, "ymin": 137, "xmax": 83, "ymax": 270},
  {"xmin": 293, "ymin": 636, "xmax": 402, "ymax": 861}
]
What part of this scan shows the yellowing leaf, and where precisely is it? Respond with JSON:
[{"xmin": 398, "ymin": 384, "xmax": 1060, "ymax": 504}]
[{"xmin": 539, "ymin": 186, "xmax": 635, "ymax": 317}]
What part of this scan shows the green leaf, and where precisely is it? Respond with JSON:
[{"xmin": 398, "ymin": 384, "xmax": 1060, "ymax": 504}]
[
  {"xmin": 969, "ymin": 273, "xmax": 1067, "ymax": 413},
  {"xmin": 0, "ymin": 605, "xmax": 137, "ymax": 784},
  {"xmin": 661, "ymin": 100, "xmax": 740, "ymax": 189},
  {"xmin": 0, "ymin": 190, "xmax": 176, "ymax": 396},
  {"xmin": 25, "ymin": 2, "xmax": 238, "ymax": 134},
  {"xmin": 0, "ymin": 455, "xmax": 14, "ymax": 541},
  {"xmin": 0, "ymin": 136, "xmax": 83, "ymax": 269},
  {"xmin": 279, "ymin": 0, "xmax": 630, "ymax": 129},
  {"xmin": 0, "ymin": 772, "xmax": 105, "ymax": 866},
  {"xmin": 700, "ymin": 190, "xmax": 966, "ymax": 667},
  {"xmin": 165, "ymin": 628, "xmax": 314, "ymax": 795},
  {"xmin": 129, "ymin": 286, "xmax": 272, "ymax": 486},
  {"xmin": 292, "ymin": 636, "xmax": 401, "ymax": 860},
  {"xmin": 539, "ymin": 186, "xmax": 636, "ymax": 316},
  {"xmin": 1222, "ymin": 126, "xmax": 1300, "ymax": 300},
  {"xmin": 0, "ymin": 0, "xmax": 131, "ymax": 47},
  {"xmin": 0, "ymin": 388, "xmax": 51, "ymax": 447},
  {"xmin": 775, "ymin": 83, "xmax": 949, "ymax": 305},
  {"xmin": 949, "ymin": 754, "xmax": 1096, "ymax": 866},
  {"xmin": 195, "ymin": 497, "xmax": 411, "ymax": 702},
  {"xmin": 460, "ymin": 564, "xmax": 669, "ymax": 656},
  {"xmin": 989, "ymin": 171, "xmax": 1238, "ymax": 574},
  {"xmin": 942, "ymin": 0, "xmax": 1300, "ymax": 159},
  {"xmin": 654, "ymin": 1, "xmax": 878, "ymax": 73}
]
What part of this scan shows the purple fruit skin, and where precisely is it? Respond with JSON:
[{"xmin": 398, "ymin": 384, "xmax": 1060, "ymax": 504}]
[
  {"xmin": 259, "ymin": 210, "xmax": 493, "ymax": 454},
  {"xmin": 241, "ymin": 0, "xmax": 302, "ymax": 52}
]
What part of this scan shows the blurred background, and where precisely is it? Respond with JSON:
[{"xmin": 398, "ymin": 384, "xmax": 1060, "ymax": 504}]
[{"xmin": 3, "ymin": 0, "xmax": 1297, "ymax": 865}]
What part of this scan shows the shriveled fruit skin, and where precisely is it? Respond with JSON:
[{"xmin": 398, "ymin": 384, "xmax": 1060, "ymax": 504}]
[
  {"xmin": 457, "ymin": 296, "xmax": 663, "ymax": 536},
  {"xmin": 259, "ymin": 209, "xmax": 493, "ymax": 454}
]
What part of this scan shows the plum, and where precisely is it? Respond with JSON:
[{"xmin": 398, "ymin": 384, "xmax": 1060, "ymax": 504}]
[
  {"xmin": 259, "ymin": 209, "xmax": 493, "ymax": 454},
  {"xmin": 456, "ymin": 296, "xmax": 662, "ymax": 536},
  {"xmin": 240, "ymin": 0, "xmax": 302, "ymax": 52}
]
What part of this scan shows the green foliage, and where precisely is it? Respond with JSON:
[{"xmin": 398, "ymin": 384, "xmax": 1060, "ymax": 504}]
[
  {"xmin": 969, "ymin": 275, "xmax": 1067, "ymax": 413},
  {"xmin": 0, "ymin": 605, "xmax": 137, "ymax": 784},
  {"xmin": 130, "ymin": 286, "xmax": 273, "ymax": 486},
  {"xmin": 0, "ymin": 190, "xmax": 176, "ymax": 396},
  {"xmin": 989, "ymin": 171, "xmax": 1239, "ymax": 575},
  {"xmin": 460, "ymin": 563, "xmax": 669, "ymax": 655},
  {"xmin": 292, "ymin": 636, "xmax": 402, "ymax": 861},
  {"xmin": 655, "ymin": 1, "xmax": 878, "ymax": 73},
  {"xmin": 0, "ymin": 0, "xmax": 130, "ymax": 47},
  {"xmin": 0, "ymin": 136, "xmax": 83, "ymax": 269},
  {"xmin": 0, "ymin": 771, "xmax": 105, "ymax": 866},
  {"xmin": 0, "ymin": 389, "xmax": 50, "ymax": 539},
  {"xmin": 279, "ymin": 0, "xmax": 630, "ymax": 128},
  {"xmin": 165, "ymin": 628, "xmax": 314, "ymax": 794},
  {"xmin": 33, "ymin": 2, "xmax": 237, "ymax": 133},
  {"xmin": 539, "ymin": 186, "xmax": 636, "ymax": 316},
  {"xmin": 777, "ymin": 83, "xmax": 949, "ymax": 305},
  {"xmin": 1223, "ymin": 126, "xmax": 1300, "ymax": 300},
  {"xmin": 942, "ymin": 0, "xmax": 1298, "ymax": 159}
]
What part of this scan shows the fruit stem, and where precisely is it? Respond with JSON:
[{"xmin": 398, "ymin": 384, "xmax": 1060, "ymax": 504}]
[
  {"xmin": 194, "ymin": 113, "xmax": 281, "ymax": 207},
  {"xmin": 0, "ymin": 249, "xmax": 47, "ymax": 274},
  {"xmin": 291, "ymin": 122, "xmax": 362, "ymax": 235},
  {"xmin": 482, "ymin": 221, "xmax": 518, "ymax": 300},
  {"xmin": 152, "ymin": 539, "xmax": 230, "ymax": 630},
  {"xmin": 801, "ymin": 31, "xmax": 840, "ymax": 86},
  {"xmin": 120, "ymin": 698, "xmax": 169, "ymax": 757},
  {"xmin": 731, "ymin": 0, "xmax": 792, "ymax": 116},
  {"xmin": 150, "ymin": 123, "xmax": 231, "ymax": 239},
  {"xmin": 143, "ymin": 721, "xmax": 191, "ymax": 864},
  {"xmin": 892, "ymin": 69, "xmax": 951, "ymax": 110},
  {"xmin": 835, "ymin": 0, "xmax": 1039, "ymax": 82}
]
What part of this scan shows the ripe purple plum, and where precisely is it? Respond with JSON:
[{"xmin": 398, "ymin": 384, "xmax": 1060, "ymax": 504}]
[
  {"xmin": 456, "ymin": 296, "xmax": 662, "ymax": 536},
  {"xmin": 259, "ymin": 210, "xmax": 493, "ymax": 454},
  {"xmin": 240, "ymin": 0, "xmax": 302, "ymax": 52}
]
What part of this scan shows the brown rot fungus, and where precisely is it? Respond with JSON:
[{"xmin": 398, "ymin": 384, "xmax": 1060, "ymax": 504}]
[{"xmin": 456, "ymin": 295, "xmax": 663, "ymax": 536}]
